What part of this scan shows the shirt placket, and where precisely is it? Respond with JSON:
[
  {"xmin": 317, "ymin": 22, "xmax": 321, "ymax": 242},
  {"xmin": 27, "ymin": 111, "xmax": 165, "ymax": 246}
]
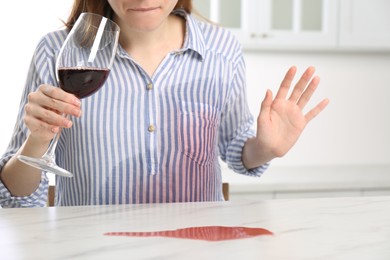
[
  {"xmin": 146, "ymin": 80, "xmax": 159, "ymax": 175},
  {"xmin": 144, "ymin": 51, "xmax": 182, "ymax": 175}
]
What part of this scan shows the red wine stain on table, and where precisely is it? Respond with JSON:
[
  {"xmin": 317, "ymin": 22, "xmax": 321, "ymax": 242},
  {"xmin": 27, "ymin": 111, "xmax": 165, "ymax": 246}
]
[{"xmin": 104, "ymin": 226, "xmax": 273, "ymax": 242}]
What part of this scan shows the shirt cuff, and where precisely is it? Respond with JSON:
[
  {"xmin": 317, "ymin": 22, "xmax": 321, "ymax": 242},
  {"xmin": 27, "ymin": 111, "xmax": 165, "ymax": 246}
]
[{"xmin": 225, "ymin": 129, "xmax": 270, "ymax": 177}]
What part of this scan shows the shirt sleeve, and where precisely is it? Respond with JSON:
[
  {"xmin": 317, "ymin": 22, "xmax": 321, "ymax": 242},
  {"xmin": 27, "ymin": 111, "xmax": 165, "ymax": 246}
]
[
  {"xmin": 218, "ymin": 42, "xmax": 270, "ymax": 177},
  {"xmin": 0, "ymin": 35, "xmax": 57, "ymax": 208},
  {"xmin": 0, "ymin": 172, "xmax": 49, "ymax": 208}
]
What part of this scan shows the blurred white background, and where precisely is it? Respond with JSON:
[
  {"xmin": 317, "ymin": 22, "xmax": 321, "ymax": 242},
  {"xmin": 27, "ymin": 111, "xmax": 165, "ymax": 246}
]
[
  {"xmin": 1, "ymin": 1, "xmax": 389, "ymax": 195},
  {"xmin": 0, "ymin": 0, "xmax": 73, "ymax": 150}
]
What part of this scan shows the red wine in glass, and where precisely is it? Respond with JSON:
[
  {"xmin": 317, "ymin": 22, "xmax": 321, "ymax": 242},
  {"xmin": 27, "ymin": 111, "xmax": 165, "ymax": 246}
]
[{"xmin": 58, "ymin": 67, "xmax": 110, "ymax": 98}]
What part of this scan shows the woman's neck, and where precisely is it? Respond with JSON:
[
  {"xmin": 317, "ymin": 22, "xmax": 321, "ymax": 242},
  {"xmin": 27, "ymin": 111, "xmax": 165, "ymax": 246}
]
[
  {"xmin": 120, "ymin": 14, "xmax": 185, "ymax": 56},
  {"xmin": 119, "ymin": 14, "xmax": 186, "ymax": 76}
]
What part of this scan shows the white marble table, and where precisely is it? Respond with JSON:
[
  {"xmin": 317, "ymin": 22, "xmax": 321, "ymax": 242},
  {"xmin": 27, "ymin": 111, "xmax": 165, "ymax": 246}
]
[{"xmin": 1, "ymin": 196, "xmax": 390, "ymax": 260}]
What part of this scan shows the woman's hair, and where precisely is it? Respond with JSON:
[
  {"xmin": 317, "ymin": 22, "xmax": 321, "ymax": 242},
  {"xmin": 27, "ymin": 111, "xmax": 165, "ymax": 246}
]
[{"xmin": 65, "ymin": 0, "xmax": 193, "ymax": 30}]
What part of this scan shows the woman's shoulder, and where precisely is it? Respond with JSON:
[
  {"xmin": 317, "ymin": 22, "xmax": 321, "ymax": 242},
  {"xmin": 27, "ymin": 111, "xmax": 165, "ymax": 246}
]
[
  {"xmin": 192, "ymin": 16, "xmax": 242, "ymax": 60},
  {"xmin": 34, "ymin": 29, "xmax": 68, "ymax": 54}
]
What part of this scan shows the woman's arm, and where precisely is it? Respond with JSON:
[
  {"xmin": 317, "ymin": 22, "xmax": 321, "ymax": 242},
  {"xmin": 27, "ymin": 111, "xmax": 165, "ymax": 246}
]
[{"xmin": 0, "ymin": 84, "xmax": 80, "ymax": 197}]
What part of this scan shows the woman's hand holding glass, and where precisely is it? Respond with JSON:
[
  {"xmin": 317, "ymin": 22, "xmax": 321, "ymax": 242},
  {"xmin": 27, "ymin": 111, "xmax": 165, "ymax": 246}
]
[{"xmin": 24, "ymin": 84, "xmax": 81, "ymax": 143}]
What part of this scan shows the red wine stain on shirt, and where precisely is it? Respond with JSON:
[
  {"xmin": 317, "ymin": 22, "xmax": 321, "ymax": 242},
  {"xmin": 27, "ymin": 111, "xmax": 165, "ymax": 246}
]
[{"xmin": 104, "ymin": 226, "xmax": 273, "ymax": 242}]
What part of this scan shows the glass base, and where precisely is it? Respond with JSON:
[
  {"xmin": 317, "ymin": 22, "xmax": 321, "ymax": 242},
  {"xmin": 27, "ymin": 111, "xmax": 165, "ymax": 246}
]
[{"xmin": 17, "ymin": 155, "xmax": 73, "ymax": 177}]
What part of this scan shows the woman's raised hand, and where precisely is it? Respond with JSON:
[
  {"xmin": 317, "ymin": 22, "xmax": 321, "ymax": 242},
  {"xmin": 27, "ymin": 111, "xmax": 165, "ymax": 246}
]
[{"xmin": 255, "ymin": 66, "xmax": 329, "ymax": 158}]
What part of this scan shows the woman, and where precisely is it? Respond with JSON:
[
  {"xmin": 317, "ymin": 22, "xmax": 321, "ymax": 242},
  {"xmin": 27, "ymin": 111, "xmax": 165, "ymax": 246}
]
[{"xmin": 0, "ymin": 0, "xmax": 328, "ymax": 207}]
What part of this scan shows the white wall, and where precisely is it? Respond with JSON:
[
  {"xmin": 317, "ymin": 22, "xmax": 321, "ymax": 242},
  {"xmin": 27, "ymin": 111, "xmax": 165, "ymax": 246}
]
[
  {"xmin": 243, "ymin": 51, "xmax": 390, "ymax": 167},
  {"xmin": 1, "ymin": 1, "xmax": 389, "ymax": 171},
  {"xmin": 0, "ymin": 0, "xmax": 73, "ymax": 152}
]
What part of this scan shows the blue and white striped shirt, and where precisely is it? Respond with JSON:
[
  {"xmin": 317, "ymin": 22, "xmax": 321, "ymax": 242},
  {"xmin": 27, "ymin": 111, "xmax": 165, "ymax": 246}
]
[{"xmin": 0, "ymin": 10, "xmax": 268, "ymax": 207}]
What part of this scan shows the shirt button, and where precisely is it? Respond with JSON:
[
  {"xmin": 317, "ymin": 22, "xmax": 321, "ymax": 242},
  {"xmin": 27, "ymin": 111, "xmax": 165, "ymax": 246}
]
[
  {"xmin": 148, "ymin": 125, "xmax": 155, "ymax": 132},
  {"xmin": 147, "ymin": 83, "xmax": 153, "ymax": 90}
]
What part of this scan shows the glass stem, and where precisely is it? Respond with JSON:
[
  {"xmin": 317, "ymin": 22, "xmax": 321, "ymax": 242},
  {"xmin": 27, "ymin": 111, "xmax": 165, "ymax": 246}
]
[
  {"xmin": 42, "ymin": 115, "xmax": 68, "ymax": 160},
  {"xmin": 43, "ymin": 131, "xmax": 61, "ymax": 159}
]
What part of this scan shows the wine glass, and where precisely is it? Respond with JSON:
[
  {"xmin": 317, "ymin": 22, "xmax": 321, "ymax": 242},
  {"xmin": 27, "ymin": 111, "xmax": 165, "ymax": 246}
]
[{"xmin": 17, "ymin": 12, "xmax": 120, "ymax": 177}]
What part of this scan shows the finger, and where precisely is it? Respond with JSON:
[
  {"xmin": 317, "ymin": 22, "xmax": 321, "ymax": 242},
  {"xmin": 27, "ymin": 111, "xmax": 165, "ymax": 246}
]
[
  {"xmin": 305, "ymin": 98, "xmax": 330, "ymax": 123},
  {"xmin": 297, "ymin": 75, "xmax": 320, "ymax": 109},
  {"xmin": 257, "ymin": 89, "xmax": 273, "ymax": 135},
  {"xmin": 25, "ymin": 102, "xmax": 73, "ymax": 129},
  {"xmin": 275, "ymin": 66, "xmax": 297, "ymax": 100},
  {"xmin": 289, "ymin": 66, "xmax": 316, "ymax": 103},
  {"xmin": 39, "ymin": 84, "xmax": 81, "ymax": 106},
  {"xmin": 37, "ymin": 85, "xmax": 81, "ymax": 117},
  {"xmin": 259, "ymin": 89, "xmax": 273, "ymax": 118},
  {"xmin": 24, "ymin": 114, "xmax": 60, "ymax": 136}
]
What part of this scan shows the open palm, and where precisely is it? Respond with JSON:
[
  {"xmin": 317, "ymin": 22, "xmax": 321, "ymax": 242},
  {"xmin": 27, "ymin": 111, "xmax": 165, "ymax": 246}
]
[{"xmin": 256, "ymin": 66, "xmax": 329, "ymax": 158}]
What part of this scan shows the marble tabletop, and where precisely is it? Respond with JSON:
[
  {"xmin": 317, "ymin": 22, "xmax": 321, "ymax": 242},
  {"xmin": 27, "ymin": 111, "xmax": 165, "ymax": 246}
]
[{"xmin": 1, "ymin": 196, "xmax": 390, "ymax": 260}]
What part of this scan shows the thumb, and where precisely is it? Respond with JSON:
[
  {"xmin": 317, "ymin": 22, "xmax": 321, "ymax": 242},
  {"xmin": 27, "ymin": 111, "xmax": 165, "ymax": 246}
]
[{"xmin": 259, "ymin": 89, "xmax": 273, "ymax": 117}]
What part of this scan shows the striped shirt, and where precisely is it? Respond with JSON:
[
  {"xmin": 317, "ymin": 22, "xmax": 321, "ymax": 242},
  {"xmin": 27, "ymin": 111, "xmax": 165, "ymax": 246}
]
[{"xmin": 0, "ymin": 10, "xmax": 268, "ymax": 207}]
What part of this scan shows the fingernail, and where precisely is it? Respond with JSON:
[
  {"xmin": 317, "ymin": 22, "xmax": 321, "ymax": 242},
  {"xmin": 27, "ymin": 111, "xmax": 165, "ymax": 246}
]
[
  {"xmin": 65, "ymin": 120, "xmax": 73, "ymax": 128},
  {"xmin": 73, "ymin": 109, "xmax": 82, "ymax": 117},
  {"xmin": 73, "ymin": 98, "xmax": 81, "ymax": 106}
]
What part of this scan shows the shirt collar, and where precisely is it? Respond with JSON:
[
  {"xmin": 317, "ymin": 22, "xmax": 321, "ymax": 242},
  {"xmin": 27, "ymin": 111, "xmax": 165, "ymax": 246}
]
[{"xmin": 172, "ymin": 9, "xmax": 206, "ymax": 60}]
